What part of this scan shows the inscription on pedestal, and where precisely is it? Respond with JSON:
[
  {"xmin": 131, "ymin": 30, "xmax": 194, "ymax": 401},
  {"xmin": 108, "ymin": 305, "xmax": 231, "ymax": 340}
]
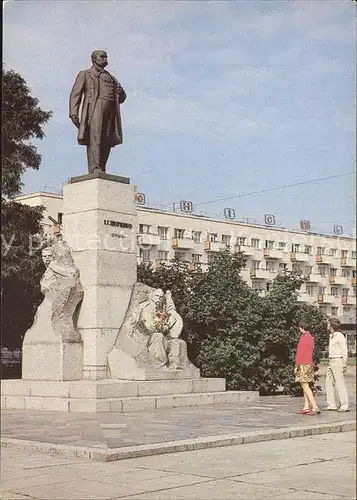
[{"xmin": 104, "ymin": 220, "xmax": 133, "ymax": 229}]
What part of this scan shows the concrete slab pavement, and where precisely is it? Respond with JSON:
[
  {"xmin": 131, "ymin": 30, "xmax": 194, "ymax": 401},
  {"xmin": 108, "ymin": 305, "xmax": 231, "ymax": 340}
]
[
  {"xmin": 1, "ymin": 431, "xmax": 355, "ymax": 499},
  {"xmin": 1, "ymin": 394, "xmax": 355, "ymax": 461}
]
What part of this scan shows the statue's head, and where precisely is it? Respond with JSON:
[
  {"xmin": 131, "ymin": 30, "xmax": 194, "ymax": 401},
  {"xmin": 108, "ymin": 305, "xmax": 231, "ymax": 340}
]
[
  {"xmin": 150, "ymin": 288, "xmax": 164, "ymax": 303},
  {"xmin": 52, "ymin": 240, "xmax": 75, "ymax": 268},
  {"xmin": 41, "ymin": 247, "xmax": 53, "ymax": 267},
  {"xmin": 91, "ymin": 50, "xmax": 108, "ymax": 68}
]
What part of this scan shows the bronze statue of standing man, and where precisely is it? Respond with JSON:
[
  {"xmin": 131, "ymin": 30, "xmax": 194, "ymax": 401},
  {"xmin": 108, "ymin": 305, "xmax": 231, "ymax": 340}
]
[{"xmin": 69, "ymin": 50, "xmax": 126, "ymax": 173}]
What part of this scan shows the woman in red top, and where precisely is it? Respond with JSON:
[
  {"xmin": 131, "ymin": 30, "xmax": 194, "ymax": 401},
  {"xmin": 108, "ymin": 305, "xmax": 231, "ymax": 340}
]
[{"xmin": 295, "ymin": 320, "xmax": 320, "ymax": 415}]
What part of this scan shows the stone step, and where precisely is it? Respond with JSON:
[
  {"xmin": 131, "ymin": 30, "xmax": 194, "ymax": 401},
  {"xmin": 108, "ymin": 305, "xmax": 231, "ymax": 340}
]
[
  {"xmin": 1, "ymin": 390, "xmax": 259, "ymax": 413},
  {"xmin": 1, "ymin": 378, "xmax": 225, "ymax": 399}
]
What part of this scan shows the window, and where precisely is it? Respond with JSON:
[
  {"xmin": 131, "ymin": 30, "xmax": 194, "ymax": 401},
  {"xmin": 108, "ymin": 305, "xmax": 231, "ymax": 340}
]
[
  {"xmin": 265, "ymin": 240, "xmax": 274, "ymax": 249},
  {"xmin": 251, "ymin": 238, "xmax": 260, "ymax": 249},
  {"xmin": 279, "ymin": 263, "xmax": 288, "ymax": 271},
  {"xmin": 266, "ymin": 261, "xmax": 276, "ymax": 272},
  {"xmin": 222, "ymin": 234, "xmax": 231, "ymax": 246},
  {"xmin": 192, "ymin": 254, "xmax": 202, "ymax": 263},
  {"xmin": 252, "ymin": 283, "xmax": 264, "ymax": 292},
  {"xmin": 331, "ymin": 286, "xmax": 339, "ymax": 297},
  {"xmin": 158, "ymin": 250, "xmax": 168, "ymax": 261},
  {"xmin": 342, "ymin": 269, "xmax": 351, "ymax": 278},
  {"xmin": 57, "ymin": 212, "xmax": 63, "ymax": 225},
  {"xmin": 174, "ymin": 228, "xmax": 185, "ymax": 239},
  {"xmin": 292, "ymin": 263, "xmax": 302, "ymax": 272},
  {"xmin": 319, "ymin": 306, "xmax": 328, "ymax": 313},
  {"xmin": 305, "ymin": 265, "xmax": 313, "ymax": 275},
  {"xmin": 174, "ymin": 251, "xmax": 185, "ymax": 261},
  {"xmin": 318, "ymin": 286, "xmax": 326, "ymax": 294},
  {"xmin": 342, "ymin": 288, "xmax": 349, "ymax": 297},
  {"xmin": 139, "ymin": 224, "xmax": 151, "ymax": 234},
  {"xmin": 341, "ymin": 250, "xmax": 348, "ymax": 258},
  {"xmin": 304, "ymin": 245, "xmax": 312, "ymax": 255},
  {"xmin": 353, "ymin": 270, "xmax": 357, "ymax": 279},
  {"xmin": 306, "ymin": 284, "xmax": 315, "ymax": 296},
  {"xmin": 329, "ymin": 248, "xmax": 337, "ymax": 257},
  {"xmin": 317, "ymin": 246, "xmax": 324, "ymax": 255},
  {"xmin": 192, "ymin": 231, "xmax": 202, "ymax": 243},
  {"xmin": 236, "ymin": 237, "xmax": 247, "ymax": 246},
  {"xmin": 278, "ymin": 242, "xmax": 287, "ymax": 249},
  {"xmin": 318, "ymin": 267, "xmax": 327, "ymax": 277},
  {"xmin": 207, "ymin": 253, "xmax": 218, "ymax": 264},
  {"xmin": 331, "ymin": 307, "xmax": 339, "ymax": 316},
  {"xmin": 252, "ymin": 260, "xmax": 260, "ymax": 270},
  {"xmin": 139, "ymin": 248, "xmax": 151, "ymax": 262},
  {"xmin": 292, "ymin": 243, "xmax": 300, "ymax": 253},
  {"xmin": 158, "ymin": 226, "xmax": 168, "ymax": 240},
  {"xmin": 352, "ymin": 251, "xmax": 357, "ymax": 259},
  {"xmin": 266, "ymin": 282, "xmax": 272, "ymax": 292},
  {"xmin": 208, "ymin": 232, "xmax": 218, "ymax": 242},
  {"xmin": 329, "ymin": 268, "xmax": 337, "ymax": 277}
]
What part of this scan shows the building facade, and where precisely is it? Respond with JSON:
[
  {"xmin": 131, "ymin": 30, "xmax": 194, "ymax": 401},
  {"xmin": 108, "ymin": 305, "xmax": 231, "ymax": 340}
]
[{"xmin": 15, "ymin": 192, "xmax": 357, "ymax": 338}]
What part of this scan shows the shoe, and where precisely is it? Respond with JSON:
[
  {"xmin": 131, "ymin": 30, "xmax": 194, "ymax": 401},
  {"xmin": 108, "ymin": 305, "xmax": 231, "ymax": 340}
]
[
  {"xmin": 337, "ymin": 408, "xmax": 350, "ymax": 412},
  {"xmin": 326, "ymin": 407, "xmax": 338, "ymax": 411},
  {"xmin": 300, "ymin": 408, "xmax": 310, "ymax": 414},
  {"xmin": 306, "ymin": 409, "xmax": 321, "ymax": 415}
]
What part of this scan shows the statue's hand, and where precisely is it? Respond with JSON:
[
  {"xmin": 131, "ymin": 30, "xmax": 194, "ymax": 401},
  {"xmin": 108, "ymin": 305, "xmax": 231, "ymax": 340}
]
[
  {"xmin": 70, "ymin": 115, "xmax": 80, "ymax": 129},
  {"xmin": 116, "ymin": 86, "xmax": 126, "ymax": 104}
]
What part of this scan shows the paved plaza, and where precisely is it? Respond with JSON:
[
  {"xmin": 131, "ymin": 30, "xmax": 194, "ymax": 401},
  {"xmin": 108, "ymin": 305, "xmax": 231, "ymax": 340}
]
[
  {"xmin": 1, "ymin": 368, "xmax": 355, "ymax": 497},
  {"xmin": 1, "ymin": 431, "xmax": 355, "ymax": 499},
  {"xmin": 1, "ymin": 392, "xmax": 355, "ymax": 459}
]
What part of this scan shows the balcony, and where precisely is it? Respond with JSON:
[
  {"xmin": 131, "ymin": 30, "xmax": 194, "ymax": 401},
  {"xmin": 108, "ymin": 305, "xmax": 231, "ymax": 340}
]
[
  {"xmin": 297, "ymin": 293, "xmax": 316, "ymax": 304},
  {"xmin": 317, "ymin": 294, "xmax": 334, "ymax": 304},
  {"xmin": 340, "ymin": 313, "xmax": 357, "ymax": 325},
  {"xmin": 172, "ymin": 237, "xmax": 194, "ymax": 250},
  {"xmin": 250, "ymin": 269, "xmax": 273, "ymax": 280},
  {"xmin": 342, "ymin": 295, "xmax": 356, "ymax": 306},
  {"xmin": 204, "ymin": 241, "xmax": 228, "ymax": 252},
  {"xmin": 329, "ymin": 276, "xmax": 348, "ymax": 286},
  {"xmin": 263, "ymin": 248, "xmax": 283, "ymax": 260},
  {"xmin": 352, "ymin": 278, "xmax": 357, "ymax": 287},
  {"xmin": 304, "ymin": 273, "xmax": 323, "ymax": 283},
  {"xmin": 340, "ymin": 257, "xmax": 355, "ymax": 267},
  {"xmin": 290, "ymin": 252, "xmax": 311, "ymax": 263},
  {"xmin": 137, "ymin": 233, "xmax": 161, "ymax": 246},
  {"xmin": 234, "ymin": 244, "xmax": 256, "ymax": 256},
  {"xmin": 315, "ymin": 254, "xmax": 336, "ymax": 265}
]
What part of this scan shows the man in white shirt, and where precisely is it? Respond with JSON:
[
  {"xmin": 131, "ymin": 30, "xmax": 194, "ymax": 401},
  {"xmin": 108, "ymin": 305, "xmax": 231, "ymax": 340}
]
[{"xmin": 326, "ymin": 317, "xmax": 349, "ymax": 412}]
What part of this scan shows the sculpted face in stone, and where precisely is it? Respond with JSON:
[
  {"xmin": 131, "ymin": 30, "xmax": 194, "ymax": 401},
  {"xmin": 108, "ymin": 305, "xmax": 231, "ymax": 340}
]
[
  {"xmin": 151, "ymin": 288, "xmax": 164, "ymax": 304},
  {"xmin": 41, "ymin": 248, "xmax": 53, "ymax": 267}
]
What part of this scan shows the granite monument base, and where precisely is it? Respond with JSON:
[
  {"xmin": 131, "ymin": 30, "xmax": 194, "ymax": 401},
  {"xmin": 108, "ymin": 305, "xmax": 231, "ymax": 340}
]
[
  {"xmin": 62, "ymin": 175, "xmax": 137, "ymax": 380},
  {"xmin": 22, "ymin": 343, "xmax": 83, "ymax": 381},
  {"xmin": 1, "ymin": 378, "xmax": 259, "ymax": 412}
]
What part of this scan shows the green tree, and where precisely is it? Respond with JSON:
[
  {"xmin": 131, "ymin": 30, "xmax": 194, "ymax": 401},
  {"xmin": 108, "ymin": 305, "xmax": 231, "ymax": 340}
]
[
  {"xmin": 1, "ymin": 69, "xmax": 51, "ymax": 349},
  {"xmin": 2, "ymin": 69, "xmax": 52, "ymax": 198},
  {"xmin": 138, "ymin": 251, "xmax": 327, "ymax": 394}
]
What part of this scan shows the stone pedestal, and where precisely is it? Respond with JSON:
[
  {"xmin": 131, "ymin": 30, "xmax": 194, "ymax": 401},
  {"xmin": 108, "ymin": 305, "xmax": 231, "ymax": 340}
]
[
  {"xmin": 22, "ymin": 343, "xmax": 83, "ymax": 381},
  {"xmin": 62, "ymin": 174, "xmax": 137, "ymax": 380},
  {"xmin": 1, "ymin": 377, "xmax": 259, "ymax": 413}
]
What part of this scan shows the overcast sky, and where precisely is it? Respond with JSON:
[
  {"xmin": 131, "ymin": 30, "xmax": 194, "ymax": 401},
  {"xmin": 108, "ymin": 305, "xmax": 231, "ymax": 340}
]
[{"xmin": 4, "ymin": 0, "xmax": 356, "ymax": 236}]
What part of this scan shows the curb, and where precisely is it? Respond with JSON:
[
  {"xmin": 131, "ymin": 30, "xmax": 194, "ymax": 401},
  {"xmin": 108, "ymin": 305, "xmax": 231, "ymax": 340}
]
[{"xmin": 2, "ymin": 420, "xmax": 355, "ymax": 462}]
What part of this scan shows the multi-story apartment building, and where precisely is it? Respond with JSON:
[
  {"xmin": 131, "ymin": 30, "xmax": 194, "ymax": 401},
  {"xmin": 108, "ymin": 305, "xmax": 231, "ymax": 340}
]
[{"xmin": 15, "ymin": 192, "xmax": 357, "ymax": 347}]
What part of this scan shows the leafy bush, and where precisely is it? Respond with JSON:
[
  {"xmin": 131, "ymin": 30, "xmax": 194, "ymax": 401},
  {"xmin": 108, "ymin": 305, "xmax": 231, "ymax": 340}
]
[{"xmin": 138, "ymin": 250, "xmax": 327, "ymax": 394}]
